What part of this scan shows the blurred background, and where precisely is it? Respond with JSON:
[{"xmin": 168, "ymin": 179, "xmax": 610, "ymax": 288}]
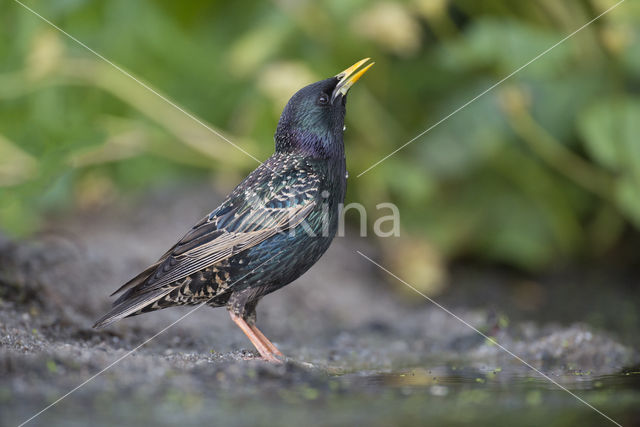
[{"xmin": 2, "ymin": 0, "xmax": 640, "ymax": 290}]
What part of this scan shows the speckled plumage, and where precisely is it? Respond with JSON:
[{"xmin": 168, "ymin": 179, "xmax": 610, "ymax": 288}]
[{"xmin": 94, "ymin": 60, "xmax": 373, "ymax": 361}]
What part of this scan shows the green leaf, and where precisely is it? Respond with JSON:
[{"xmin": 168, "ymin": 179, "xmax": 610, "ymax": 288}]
[
  {"xmin": 578, "ymin": 97, "xmax": 640, "ymax": 228},
  {"xmin": 419, "ymin": 89, "xmax": 510, "ymax": 178},
  {"xmin": 577, "ymin": 97, "xmax": 640, "ymax": 172},
  {"xmin": 440, "ymin": 19, "xmax": 571, "ymax": 78},
  {"xmin": 616, "ymin": 177, "xmax": 640, "ymax": 228}
]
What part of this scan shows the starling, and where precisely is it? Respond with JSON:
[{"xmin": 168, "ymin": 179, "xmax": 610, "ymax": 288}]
[{"xmin": 93, "ymin": 59, "xmax": 374, "ymax": 362}]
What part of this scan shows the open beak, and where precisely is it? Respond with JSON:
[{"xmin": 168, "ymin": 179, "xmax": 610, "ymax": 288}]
[{"xmin": 331, "ymin": 58, "xmax": 374, "ymax": 103}]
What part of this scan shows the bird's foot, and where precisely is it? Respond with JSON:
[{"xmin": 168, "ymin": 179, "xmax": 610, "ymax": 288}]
[
  {"xmin": 259, "ymin": 352, "xmax": 284, "ymax": 364},
  {"xmin": 249, "ymin": 324, "xmax": 284, "ymax": 357},
  {"xmin": 230, "ymin": 312, "xmax": 285, "ymax": 364},
  {"xmin": 240, "ymin": 350, "xmax": 283, "ymax": 364}
]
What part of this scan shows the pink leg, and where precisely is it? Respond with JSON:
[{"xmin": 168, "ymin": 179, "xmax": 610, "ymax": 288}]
[
  {"xmin": 229, "ymin": 312, "xmax": 283, "ymax": 363},
  {"xmin": 249, "ymin": 324, "xmax": 284, "ymax": 357}
]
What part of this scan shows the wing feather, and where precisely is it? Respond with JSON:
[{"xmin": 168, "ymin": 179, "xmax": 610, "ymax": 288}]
[{"xmin": 112, "ymin": 155, "xmax": 320, "ymax": 301}]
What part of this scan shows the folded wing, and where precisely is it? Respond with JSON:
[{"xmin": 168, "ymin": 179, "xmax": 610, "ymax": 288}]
[{"xmin": 93, "ymin": 157, "xmax": 319, "ymax": 328}]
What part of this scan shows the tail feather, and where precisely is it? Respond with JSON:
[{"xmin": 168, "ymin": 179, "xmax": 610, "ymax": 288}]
[{"xmin": 93, "ymin": 287, "xmax": 174, "ymax": 329}]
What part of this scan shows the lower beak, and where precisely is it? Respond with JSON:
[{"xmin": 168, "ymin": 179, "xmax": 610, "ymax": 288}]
[{"xmin": 331, "ymin": 58, "xmax": 374, "ymax": 103}]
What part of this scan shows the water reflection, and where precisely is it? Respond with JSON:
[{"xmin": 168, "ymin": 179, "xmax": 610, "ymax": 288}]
[{"xmin": 345, "ymin": 364, "xmax": 640, "ymax": 393}]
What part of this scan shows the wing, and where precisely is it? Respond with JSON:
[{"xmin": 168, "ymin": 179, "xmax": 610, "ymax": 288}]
[{"xmin": 93, "ymin": 155, "xmax": 320, "ymax": 328}]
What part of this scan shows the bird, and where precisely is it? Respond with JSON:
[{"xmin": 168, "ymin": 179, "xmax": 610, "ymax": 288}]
[{"xmin": 93, "ymin": 58, "xmax": 374, "ymax": 363}]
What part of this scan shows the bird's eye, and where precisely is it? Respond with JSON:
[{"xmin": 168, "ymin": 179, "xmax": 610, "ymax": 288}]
[{"xmin": 318, "ymin": 93, "xmax": 329, "ymax": 106}]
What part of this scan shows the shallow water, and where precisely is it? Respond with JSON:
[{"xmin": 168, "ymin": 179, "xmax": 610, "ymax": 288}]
[
  {"xmin": 352, "ymin": 364, "xmax": 640, "ymax": 392},
  {"xmin": 331, "ymin": 365, "xmax": 640, "ymax": 426},
  {"xmin": 5, "ymin": 364, "xmax": 639, "ymax": 427}
]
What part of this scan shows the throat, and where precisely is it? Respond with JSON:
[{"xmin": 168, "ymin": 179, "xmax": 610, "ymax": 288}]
[{"xmin": 275, "ymin": 129, "xmax": 344, "ymax": 160}]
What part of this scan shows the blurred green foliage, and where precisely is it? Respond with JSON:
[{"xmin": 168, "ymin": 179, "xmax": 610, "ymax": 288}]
[{"xmin": 1, "ymin": 0, "xmax": 639, "ymax": 272}]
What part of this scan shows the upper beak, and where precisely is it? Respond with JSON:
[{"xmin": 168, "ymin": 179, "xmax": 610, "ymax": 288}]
[{"xmin": 331, "ymin": 58, "xmax": 374, "ymax": 103}]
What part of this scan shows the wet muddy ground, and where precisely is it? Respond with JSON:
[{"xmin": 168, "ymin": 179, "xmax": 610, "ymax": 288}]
[{"xmin": 1, "ymin": 182, "xmax": 639, "ymax": 426}]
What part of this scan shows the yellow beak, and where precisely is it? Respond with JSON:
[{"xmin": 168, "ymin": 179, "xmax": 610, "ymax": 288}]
[{"xmin": 332, "ymin": 58, "xmax": 374, "ymax": 103}]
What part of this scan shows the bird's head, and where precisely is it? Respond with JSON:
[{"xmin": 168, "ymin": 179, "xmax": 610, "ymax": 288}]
[{"xmin": 274, "ymin": 58, "xmax": 373, "ymax": 159}]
